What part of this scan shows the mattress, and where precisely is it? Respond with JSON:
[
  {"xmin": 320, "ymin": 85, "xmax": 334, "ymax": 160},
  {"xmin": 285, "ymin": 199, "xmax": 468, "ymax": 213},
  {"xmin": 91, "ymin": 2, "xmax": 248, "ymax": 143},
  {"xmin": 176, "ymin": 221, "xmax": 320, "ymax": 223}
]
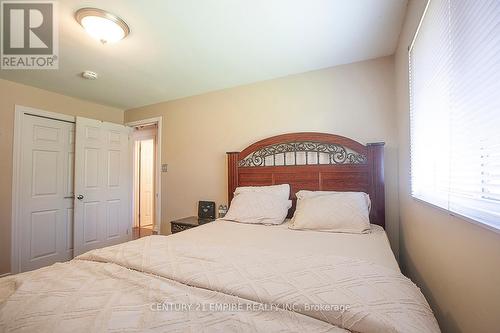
[
  {"xmin": 175, "ymin": 219, "xmax": 400, "ymax": 271},
  {"xmin": 0, "ymin": 220, "xmax": 439, "ymax": 332}
]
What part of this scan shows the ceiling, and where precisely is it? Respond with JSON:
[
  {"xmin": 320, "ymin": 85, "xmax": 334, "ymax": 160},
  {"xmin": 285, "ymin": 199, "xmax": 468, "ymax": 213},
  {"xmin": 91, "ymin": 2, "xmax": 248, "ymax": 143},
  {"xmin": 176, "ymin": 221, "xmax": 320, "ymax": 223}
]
[{"xmin": 0, "ymin": 0, "xmax": 408, "ymax": 109}]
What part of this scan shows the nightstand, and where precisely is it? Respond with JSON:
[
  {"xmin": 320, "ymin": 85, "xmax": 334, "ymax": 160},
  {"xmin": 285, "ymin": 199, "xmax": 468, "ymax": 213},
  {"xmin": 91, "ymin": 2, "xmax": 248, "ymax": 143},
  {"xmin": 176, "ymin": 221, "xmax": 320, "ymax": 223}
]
[{"xmin": 170, "ymin": 216, "xmax": 215, "ymax": 234}]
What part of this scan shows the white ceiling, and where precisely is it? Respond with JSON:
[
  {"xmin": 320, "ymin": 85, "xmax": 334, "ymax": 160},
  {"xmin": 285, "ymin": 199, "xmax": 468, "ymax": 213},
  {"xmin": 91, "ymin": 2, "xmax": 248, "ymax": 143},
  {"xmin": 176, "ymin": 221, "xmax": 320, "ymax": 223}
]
[{"xmin": 0, "ymin": 0, "xmax": 408, "ymax": 109}]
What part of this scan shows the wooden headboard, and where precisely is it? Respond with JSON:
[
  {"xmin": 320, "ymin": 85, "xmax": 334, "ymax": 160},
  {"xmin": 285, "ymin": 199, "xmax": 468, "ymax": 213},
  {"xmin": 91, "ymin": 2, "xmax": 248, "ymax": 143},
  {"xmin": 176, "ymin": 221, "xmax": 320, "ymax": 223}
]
[{"xmin": 227, "ymin": 132, "xmax": 386, "ymax": 228}]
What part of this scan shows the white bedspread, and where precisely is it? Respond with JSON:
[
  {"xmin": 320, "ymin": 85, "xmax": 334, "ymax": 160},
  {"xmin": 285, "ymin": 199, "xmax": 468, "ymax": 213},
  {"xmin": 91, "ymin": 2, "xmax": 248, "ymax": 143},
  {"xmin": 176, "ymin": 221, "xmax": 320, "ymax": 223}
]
[
  {"xmin": 176, "ymin": 220, "xmax": 400, "ymax": 271},
  {"xmin": 0, "ymin": 222, "xmax": 439, "ymax": 332}
]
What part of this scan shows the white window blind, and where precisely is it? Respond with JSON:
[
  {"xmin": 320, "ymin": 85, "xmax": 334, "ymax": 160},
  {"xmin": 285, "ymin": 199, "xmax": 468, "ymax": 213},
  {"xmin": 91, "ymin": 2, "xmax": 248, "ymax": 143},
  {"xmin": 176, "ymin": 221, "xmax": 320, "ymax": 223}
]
[{"xmin": 409, "ymin": 0, "xmax": 500, "ymax": 230}]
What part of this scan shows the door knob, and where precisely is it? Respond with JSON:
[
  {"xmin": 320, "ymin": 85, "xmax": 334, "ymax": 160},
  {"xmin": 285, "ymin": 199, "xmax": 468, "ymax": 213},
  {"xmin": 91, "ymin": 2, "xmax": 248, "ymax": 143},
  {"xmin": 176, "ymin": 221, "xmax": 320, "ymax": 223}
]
[{"xmin": 76, "ymin": 194, "xmax": 84, "ymax": 200}]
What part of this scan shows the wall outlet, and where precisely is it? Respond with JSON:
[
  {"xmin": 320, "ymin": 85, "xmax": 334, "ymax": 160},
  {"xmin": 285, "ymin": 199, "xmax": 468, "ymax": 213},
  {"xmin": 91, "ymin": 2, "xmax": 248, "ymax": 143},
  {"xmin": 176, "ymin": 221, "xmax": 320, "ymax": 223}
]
[{"xmin": 161, "ymin": 164, "xmax": 168, "ymax": 172}]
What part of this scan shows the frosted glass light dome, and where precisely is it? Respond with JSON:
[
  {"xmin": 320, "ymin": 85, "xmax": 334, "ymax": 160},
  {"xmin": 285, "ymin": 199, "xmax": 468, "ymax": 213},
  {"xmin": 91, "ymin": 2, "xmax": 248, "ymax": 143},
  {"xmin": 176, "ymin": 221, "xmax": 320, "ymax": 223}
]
[{"xmin": 76, "ymin": 8, "xmax": 130, "ymax": 44}]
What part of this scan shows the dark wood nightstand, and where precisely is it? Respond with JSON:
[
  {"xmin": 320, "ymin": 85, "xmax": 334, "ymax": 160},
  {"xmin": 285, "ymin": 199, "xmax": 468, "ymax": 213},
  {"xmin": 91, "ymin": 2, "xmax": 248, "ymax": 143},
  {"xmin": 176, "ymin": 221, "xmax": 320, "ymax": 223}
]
[{"xmin": 170, "ymin": 216, "xmax": 215, "ymax": 234}]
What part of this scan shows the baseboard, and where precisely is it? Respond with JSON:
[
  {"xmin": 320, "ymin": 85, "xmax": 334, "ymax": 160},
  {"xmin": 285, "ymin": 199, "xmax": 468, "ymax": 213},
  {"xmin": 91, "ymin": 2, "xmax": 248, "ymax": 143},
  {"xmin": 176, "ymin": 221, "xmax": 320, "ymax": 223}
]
[{"xmin": 0, "ymin": 272, "xmax": 11, "ymax": 278}]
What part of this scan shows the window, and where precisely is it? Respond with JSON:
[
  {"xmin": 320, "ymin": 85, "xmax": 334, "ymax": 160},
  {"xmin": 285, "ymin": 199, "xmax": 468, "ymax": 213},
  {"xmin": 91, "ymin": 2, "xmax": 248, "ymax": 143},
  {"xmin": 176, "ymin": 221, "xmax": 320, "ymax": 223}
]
[{"xmin": 409, "ymin": 0, "xmax": 500, "ymax": 230}]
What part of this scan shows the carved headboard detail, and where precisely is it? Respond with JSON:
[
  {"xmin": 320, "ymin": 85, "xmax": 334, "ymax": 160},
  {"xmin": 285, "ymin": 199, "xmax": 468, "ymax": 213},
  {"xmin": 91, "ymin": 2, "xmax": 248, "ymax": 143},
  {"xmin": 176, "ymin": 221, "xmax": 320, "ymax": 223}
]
[{"xmin": 227, "ymin": 132, "xmax": 385, "ymax": 228}]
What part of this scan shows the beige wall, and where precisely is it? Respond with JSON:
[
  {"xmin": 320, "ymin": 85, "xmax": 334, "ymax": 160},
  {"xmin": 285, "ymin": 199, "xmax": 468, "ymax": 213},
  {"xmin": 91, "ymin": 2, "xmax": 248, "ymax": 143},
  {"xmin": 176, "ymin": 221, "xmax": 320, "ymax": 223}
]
[
  {"xmin": 125, "ymin": 56, "xmax": 400, "ymax": 254},
  {"xmin": 0, "ymin": 78, "xmax": 123, "ymax": 275},
  {"xmin": 395, "ymin": 1, "xmax": 500, "ymax": 332}
]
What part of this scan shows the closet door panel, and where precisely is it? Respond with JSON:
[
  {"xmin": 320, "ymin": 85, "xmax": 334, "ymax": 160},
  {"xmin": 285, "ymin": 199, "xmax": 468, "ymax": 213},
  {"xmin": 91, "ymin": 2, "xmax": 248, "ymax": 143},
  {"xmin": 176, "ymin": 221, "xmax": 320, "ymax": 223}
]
[
  {"xmin": 19, "ymin": 115, "xmax": 74, "ymax": 272},
  {"xmin": 74, "ymin": 117, "xmax": 132, "ymax": 256}
]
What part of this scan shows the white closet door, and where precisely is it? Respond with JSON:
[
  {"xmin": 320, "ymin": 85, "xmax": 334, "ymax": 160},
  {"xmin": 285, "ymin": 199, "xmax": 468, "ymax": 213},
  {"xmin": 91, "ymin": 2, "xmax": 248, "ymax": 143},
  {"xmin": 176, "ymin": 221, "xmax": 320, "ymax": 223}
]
[
  {"xmin": 19, "ymin": 115, "xmax": 75, "ymax": 272},
  {"xmin": 74, "ymin": 117, "xmax": 132, "ymax": 256}
]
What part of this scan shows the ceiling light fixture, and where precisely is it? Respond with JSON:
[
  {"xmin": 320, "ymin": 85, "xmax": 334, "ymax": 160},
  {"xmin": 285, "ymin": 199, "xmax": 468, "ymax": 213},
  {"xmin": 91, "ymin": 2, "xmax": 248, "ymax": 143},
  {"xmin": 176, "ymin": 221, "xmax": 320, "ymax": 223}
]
[{"xmin": 75, "ymin": 8, "xmax": 130, "ymax": 44}]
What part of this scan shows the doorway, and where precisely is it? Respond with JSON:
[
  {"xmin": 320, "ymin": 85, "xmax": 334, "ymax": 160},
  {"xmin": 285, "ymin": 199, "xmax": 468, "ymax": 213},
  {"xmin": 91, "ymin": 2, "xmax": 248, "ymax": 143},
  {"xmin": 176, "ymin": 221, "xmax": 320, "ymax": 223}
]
[{"xmin": 131, "ymin": 123, "xmax": 159, "ymax": 239}]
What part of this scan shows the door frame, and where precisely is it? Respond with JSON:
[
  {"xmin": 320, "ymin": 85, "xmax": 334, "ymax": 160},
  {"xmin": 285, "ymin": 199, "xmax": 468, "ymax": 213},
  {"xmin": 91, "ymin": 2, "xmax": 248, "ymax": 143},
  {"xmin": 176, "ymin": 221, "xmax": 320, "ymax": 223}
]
[
  {"xmin": 125, "ymin": 117, "xmax": 162, "ymax": 233},
  {"xmin": 11, "ymin": 105, "xmax": 75, "ymax": 274}
]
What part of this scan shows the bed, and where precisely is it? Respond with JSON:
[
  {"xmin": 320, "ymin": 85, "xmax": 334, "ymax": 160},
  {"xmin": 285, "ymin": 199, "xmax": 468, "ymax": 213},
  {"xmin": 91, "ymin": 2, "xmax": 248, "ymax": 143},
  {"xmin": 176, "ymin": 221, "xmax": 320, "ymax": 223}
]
[{"xmin": 0, "ymin": 133, "xmax": 440, "ymax": 332}]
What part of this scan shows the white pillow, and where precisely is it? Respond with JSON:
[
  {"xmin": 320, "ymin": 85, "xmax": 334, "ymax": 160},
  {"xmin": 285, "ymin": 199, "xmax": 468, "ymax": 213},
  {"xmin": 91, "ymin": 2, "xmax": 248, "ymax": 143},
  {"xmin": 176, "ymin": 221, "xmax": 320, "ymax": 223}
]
[
  {"xmin": 221, "ymin": 192, "xmax": 292, "ymax": 225},
  {"xmin": 234, "ymin": 184, "xmax": 290, "ymax": 201},
  {"xmin": 295, "ymin": 190, "xmax": 371, "ymax": 211},
  {"xmin": 289, "ymin": 191, "xmax": 371, "ymax": 234}
]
